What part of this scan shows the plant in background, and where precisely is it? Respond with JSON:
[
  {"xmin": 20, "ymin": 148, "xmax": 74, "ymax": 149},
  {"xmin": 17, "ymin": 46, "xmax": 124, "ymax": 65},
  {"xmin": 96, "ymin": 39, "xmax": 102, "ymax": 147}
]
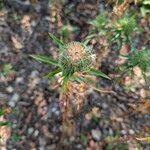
[
  {"xmin": 31, "ymin": 33, "xmax": 110, "ymax": 138},
  {"xmin": 139, "ymin": 0, "xmax": 150, "ymax": 17},
  {"xmin": 0, "ymin": 0, "xmax": 4, "ymax": 10},
  {"xmin": 11, "ymin": 133, "xmax": 21, "ymax": 142},
  {"xmin": 31, "ymin": 33, "xmax": 110, "ymax": 91},
  {"xmin": 89, "ymin": 13, "xmax": 108, "ymax": 36},
  {"xmin": 124, "ymin": 48, "xmax": 150, "ymax": 79},
  {"xmin": 0, "ymin": 108, "xmax": 11, "ymax": 145},
  {"xmin": 84, "ymin": 13, "xmax": 110, "ymax": 45},
  {"xmin": 111, "ymin": 14, "xmax": 141, "ymax": 50},
  {"xmin": 0, "ymin": 109, "xmax": 10, "ymax": 127},
  {"xmin": 88, "ymin": 7, "xmax": 150, "ymax": 91},
  {"xmin": 86, "ymin": 11, "xmax": 141, "ymax": 51},
  {"xmin": 60, "ymin": 24, "xmax": 78, "ymax": 42},
  {"xmin": 0, "ymin": 64, "xmax": 14, "ymax": 77},
  {"xmin": 112, "ymin": 0, "xmax": 131, "ymax": 18}
]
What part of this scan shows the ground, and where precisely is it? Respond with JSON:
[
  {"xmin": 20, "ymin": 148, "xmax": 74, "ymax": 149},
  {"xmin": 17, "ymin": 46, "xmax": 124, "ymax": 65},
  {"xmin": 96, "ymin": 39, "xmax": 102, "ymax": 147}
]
[{"xmin": 0, "ymin": 0, "xmax": 150, "ymax": 150}]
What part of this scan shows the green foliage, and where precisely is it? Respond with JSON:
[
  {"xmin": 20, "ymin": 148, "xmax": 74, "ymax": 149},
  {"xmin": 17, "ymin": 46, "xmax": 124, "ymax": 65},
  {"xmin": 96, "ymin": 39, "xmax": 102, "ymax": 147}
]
[
  {"xmin": 85, "ymin": 13, "xmax": 109, "ymax": 44},
  {"xmin": 0, "ymin": 109, "xmax": 5, "ymax": 117},
  {"xmin": 126, "ymin": 48, "xmax": 150, "ymax": 78},
  {"xmin": 0, "ymin": 109, "xmax": 11, "ymax": 128},
  {"xmin": 30, "ymin": 55, "xmax": 60, "ymax": 67},
  {"xmin": 0, "ymin": 121, "xmax": 11, "ymax": 127},
  {"xmin": 116, "ymin": 0, "xmax": 124, "ymax": 4},
  {"xmin": 140, "ymin": 0, "xmax": 150, "ymax": 16},
  {"xmin": 111, "ymin": 15, "xmax": 140, "ymax": 50},
  {"xmin": 60, "ymin": 25, "xmax": 78, "ymax": 41},
  {"xmin": 31, "ymin": 34, "xmax": 110, "ymax": 91},
  {"xmin": 91, "ymin": 115, "xmax": 100, "ymax": 124},
  {"xmin": 110, "ymin": 14, "xmax": 142, "ymax": 50},
  {"xmin": 84, "ymin": 13, "xmax": 109, "ymax": 44},
  {"xmin": 89, "ymin": 13, "xmax": 141, "ymax": 52},
  {"xmin": 12, "ymin": 13, "xmax": 22, "ymax": 24},
  {"xmin": 1, "ymin": 64, "xmax": 14, "ymax": 77},
  {"xmin": 116, "ymin": 16, "xmax": 136, "ymax": 36},
  {"xmin": 11, "ymin": 133, "xmax": 21, "ymax": 142},
  {"xmin": 106, "ymin": 143, "xmax": 128, "ymax": 150},
  {"xmin": 87, "ymin": 68, "xmax": 111, "ymax": 80},
  {"xmin": 80, "ymin": 134, "xmax": 88, "ymax": 146},
  {"xmin": 45, "ymin": 68, "xmax": 61, "ymax": 79},
  {"xmin": 89, "ymin": 13, "xmax": 108, "ymax": 36},
  {"xmin": 49, "ymin": 33, "xmax": 64, "ymax": 48},
  {"xmin": 0, "ymin": 0, "xmax": 4, "ymax": 10}
]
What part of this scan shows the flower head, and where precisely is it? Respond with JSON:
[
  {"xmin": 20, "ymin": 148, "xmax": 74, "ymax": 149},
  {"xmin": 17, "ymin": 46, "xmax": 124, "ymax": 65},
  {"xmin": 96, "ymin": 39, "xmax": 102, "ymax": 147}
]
[{"xmin": 59, "ymin": 42, "xmax": 93, "ymax": 72}]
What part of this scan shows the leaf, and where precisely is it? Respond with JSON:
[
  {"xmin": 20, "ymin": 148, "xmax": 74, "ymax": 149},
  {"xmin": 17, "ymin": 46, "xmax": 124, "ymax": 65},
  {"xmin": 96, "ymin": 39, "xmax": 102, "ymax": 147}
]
[
  {"xmin": 143, "ymin": 0, "xmax": 150, "ymax": 5},
  {"xmin": 11, "ymin": 133, "xmax": 21, "ymax": 142},
  {"xmin": 61, "ymin": 75, "xmax": 70, "ymax": 92},
  {"xmin": 49, "ymin": 33, "xmax": 64, "ymax": 47},
  {"xmin": 45, "ymin": 68, "xmax": 62, "ymax": 79},
  {"xmin": 0, "ymin": 121, "xmax": 11, "ymax": 127},
  {"xmin": 0, "ymin": 109, "xmax": 5, "ymax": 117},
  {"xmin": 61, "ymin": 68, "xmax": 75, "ymax": 92},
  {"xmin": 30, "ymin": 55, "xmax": 60, "ymax": 67},
  {"xmin": 80, "ymin": 134, "xmax": 88, "ymax": 145},
  {"xmin": 83, "ymin": 34, "xmax": 97, "ymax": 45},
  {"xmin": 87, "ymin": 68, "xmax": 111, "ymax": 80},
  {"xmin": 74, "ymin": 75, "xmax": 95, "ymax": 85},
  {"xmin": 2, "ymin": 64, "xmax": 13, "ymax": 76},
  {"xmin": 136, "ymin": 137, "xmax": 150, "ymax": 142}
]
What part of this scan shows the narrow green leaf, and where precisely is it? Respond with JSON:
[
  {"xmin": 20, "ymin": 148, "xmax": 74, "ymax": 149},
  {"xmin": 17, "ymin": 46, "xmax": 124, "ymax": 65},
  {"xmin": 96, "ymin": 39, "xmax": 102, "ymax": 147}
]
[
  {"xmin": 30, "ymin": 55, "xmax": 60, "ymax": 67},
  {"xmin": 83, "ymin": 34, "xmax": 97, "ymax": 45},
  {"xmin": 87, "ymin": 68, "xmax": 111, "ymax": 80},
  {"xmin": 49, "ymin": 33, "xmax": 64, "ymax": 47},
  {"xmin": 45, "ymin": 68, "xmax": 62, "ymax": 79},
  {"xmin": 11, "ymin": 133, "xmax": 21, "ymax": 142},
  {"xmin": 0, "ymin": 121, "xmax": 10, "ymax": 127},
  {"xmin": 0, "ymin": 109, "xmax": 5, "ymax": 117},
  {"xmin": 80, "ymin": 134, "xmax": 88, "ymax": 146},
  {"xmin": 74, "ymin": 76, "xmax": 95, "ymax": 85}
]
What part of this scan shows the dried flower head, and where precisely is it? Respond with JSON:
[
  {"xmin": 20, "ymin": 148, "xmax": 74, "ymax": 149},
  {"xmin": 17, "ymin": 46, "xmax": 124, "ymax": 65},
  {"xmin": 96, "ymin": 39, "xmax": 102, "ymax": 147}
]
[
  {"xmin": 30, "ymin": 34, "xmax": 110, "ymax": 89},
  {"xmin": 59, "ymin": 42, "xmax": 93, "ymax": 72}
]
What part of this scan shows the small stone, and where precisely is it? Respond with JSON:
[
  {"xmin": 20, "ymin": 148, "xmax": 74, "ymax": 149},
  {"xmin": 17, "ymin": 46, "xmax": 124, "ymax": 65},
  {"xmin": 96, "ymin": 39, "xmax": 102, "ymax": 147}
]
[
  {"xmin": 140, "ymin": 89, "xmax": 146, "ymax": 98},
  {"xmin": 91, "ymin": 129, "xmax": 102, "ymax": 141},
  {"xmin": 109, "ymin": 128, "xmax": 113, "ymax": 135},
  {"xmin": 12, "ymin": 123, "xmax": 17, "ymax": 129},
  {"xmin": 30, "ymin": 71, "xmax": 39, "ymax": 78},
  {"xmin": 55, "ymin": 110, "xmax": 60, "ymax": 116},
  {"xmin": 129, "ymin": 129, "xmax": 135, "ymax": 135},
  {"xmin": 70, "ymin": 136, "xmax": 75, "ymax": 142},
  {"xmin": 8, "ymin": 93, "xmax": 20, "ymax": 107},
  {"xmin": 16, "ymin": 77, "xmax": 24, "ymax": 83},
  {"xmin": 46, "ymin": 144, "xmax": 56, "ymax": 150},
  {"xmin": 39, "ymin": 147, "xmax": 44, "ymax": 150},
  {"xmin": 76, "ymin": 144, "xmax": 82, "ymax": 149},
  {"xmin": 11, "ymin": 93, "xmax": 20, "ymax": 102},
  {"xmin": 102, "ymin": 103, "xmax": 108, "ymax": 109},
  {"xmin": 121, "ymin": 130, "xmax": 127, "ymax": 135},
  {"xmin": 39, "ymin": 137, "xmax": 46, "ymax": 146},
  {"xmin": 8, "ymin": 101, "xmax": 15, "ymax": 107},
  {"xmin": 51, "ymin": 107, "xmax": 57, "ymax": 113},
  {"xmin": 27, "ymin": 127, "xmax": 34, "ymax": 135},
  {"xmin": 6, "ymin": 86, "xmax": 14, "ymax": 93},
  {"xmin": 33, "ymin": 130, "xmax": 39, "ymax": 137}
]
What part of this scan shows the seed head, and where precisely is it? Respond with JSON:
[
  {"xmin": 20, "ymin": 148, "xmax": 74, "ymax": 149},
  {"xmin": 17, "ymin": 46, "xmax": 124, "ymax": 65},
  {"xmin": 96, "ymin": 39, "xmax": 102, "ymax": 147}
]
[{"xmin": 59, "ymin": 42, "xmax": 93, "ymax": 72}]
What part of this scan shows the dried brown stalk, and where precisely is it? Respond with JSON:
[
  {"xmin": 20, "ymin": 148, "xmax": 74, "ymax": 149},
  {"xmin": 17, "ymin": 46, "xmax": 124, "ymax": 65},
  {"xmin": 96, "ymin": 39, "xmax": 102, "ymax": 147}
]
[
  {"xmin": 60, "ymin": 80, "xmax": 89, "ymax": 136},
  {"xmin": 112, "ymin": 0, "xmax": 132, "ymax": 20}
]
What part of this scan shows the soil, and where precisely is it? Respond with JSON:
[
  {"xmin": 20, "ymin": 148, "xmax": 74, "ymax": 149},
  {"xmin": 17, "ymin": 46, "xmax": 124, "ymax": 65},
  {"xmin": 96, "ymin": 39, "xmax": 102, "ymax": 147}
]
[{"xmin": 0, "ymin": 0, "xmax": 150, "ymax": 150}]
